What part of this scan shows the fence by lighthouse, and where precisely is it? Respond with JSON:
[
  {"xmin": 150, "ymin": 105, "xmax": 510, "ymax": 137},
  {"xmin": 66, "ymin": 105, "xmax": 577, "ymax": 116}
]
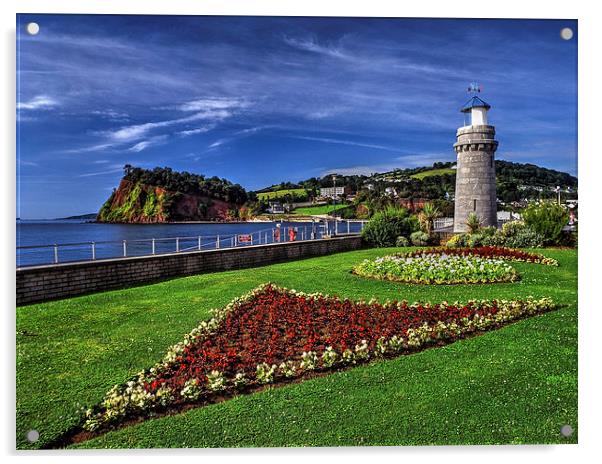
[{"xmin": 17, "ymin": 220, "xmax": 367, "ymax": 268}]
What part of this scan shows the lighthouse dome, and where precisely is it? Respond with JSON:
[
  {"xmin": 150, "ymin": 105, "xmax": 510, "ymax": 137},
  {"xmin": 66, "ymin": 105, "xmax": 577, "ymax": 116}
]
[{"xmin": 460, "ymin": 95, "xmax": 491, "ymax": 113}]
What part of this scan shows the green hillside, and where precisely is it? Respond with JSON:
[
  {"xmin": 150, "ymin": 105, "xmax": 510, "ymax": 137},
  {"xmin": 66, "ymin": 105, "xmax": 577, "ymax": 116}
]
[
  {"xmin": 256, "ymin": 188, "xmax": 308, "ymax": 201},
  {"xmin": 410, "ymin": 168, "xmax": 456, "ymax": 180}
]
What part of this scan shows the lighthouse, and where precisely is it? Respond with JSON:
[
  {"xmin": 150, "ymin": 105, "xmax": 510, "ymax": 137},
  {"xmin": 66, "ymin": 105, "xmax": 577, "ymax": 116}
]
[{"xmin": 453, "ymin": 86, "xmax": 498, "ymax": 232}]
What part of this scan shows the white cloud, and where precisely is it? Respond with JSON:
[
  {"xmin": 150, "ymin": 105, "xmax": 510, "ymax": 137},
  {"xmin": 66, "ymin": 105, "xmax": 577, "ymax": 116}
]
[
  {"xmin": 128, "ymin": 135, "xmax": 168, "ymax": 152},
  {"xmin": 178, "ymin": 125, "xmax": 215, "ymax": 137},
  {"xmin": 284, "ymin": 36, "xmax": 348, "ymax": 59},
  {"xmin": 62, "ymin": 142, "xmax": 120, "ymax": 154},
  {"xmin": 205, "ymin": 126, "xmax": 266, "ymax": 150},
  {"xmin": 394, "ymin": 153, "xmax": 455, "ymax": 167},
  {"xmin": 177, "ymin": 97, "xmax": 247, "ymax": 112},
  {"xmin": 91, "ymin": 109, "xmax": 129, "ymax": 121},
  {"xmin": 19, "ymin": 160, "xmax": 39, "ymax": 167},
  {"xmin": 291, "ymin": 135, "xmax": 399, "ymax": 152},
  {"xmin": 17, "ymin": 95, "xmax": 58, "ymax": 110},
  {"xmin": 78, "ymin": 165, "xmax": 124, "ymax": 177},
  {"xmin": 208, "ymin": 139, "xmax": 226, "ymax": 149},
  {"xmin": 109, "ymin": 109, "xmax": 234, "ymax": 143}
]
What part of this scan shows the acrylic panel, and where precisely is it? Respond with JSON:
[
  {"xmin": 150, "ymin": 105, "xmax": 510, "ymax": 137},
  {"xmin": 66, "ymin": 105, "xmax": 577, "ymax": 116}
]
[{"xmin": 16, "ymin": 14, "xmax": 578, "ymax": 449}]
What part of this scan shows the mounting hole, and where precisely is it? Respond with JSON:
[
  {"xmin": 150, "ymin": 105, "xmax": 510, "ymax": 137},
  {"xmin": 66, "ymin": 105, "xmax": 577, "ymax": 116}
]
[
  {"xmin": 560, "ymin": 27, "xmax": 573, "ymax": 40},
  {"xmin": 26, "ymin": 429, "xmax": 39, "ymax": 443},
  {"xmin": 560, "ymin": 424, "xmax": 573, "ymax": 437},
  {"xmin": 25, "ymin": 22, "xmax": 40, "ymax": 36}
]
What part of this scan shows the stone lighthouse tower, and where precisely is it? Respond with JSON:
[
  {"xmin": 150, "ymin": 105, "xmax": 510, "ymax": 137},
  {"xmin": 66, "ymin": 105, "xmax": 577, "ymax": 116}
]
[{"xmin": 453, "ymin": 88, "xmax": 498, "ymax": 232}]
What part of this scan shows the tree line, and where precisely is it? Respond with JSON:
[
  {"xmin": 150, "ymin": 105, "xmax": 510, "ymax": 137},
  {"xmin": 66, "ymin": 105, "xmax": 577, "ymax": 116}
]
[{"xmin": 122, "ymin": 165, "xmax": 248, "ymax": 205}]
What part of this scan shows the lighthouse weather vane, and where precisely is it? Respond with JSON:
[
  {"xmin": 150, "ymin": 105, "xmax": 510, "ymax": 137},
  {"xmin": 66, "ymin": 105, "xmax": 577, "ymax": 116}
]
[{"xmin": 467, "ymin": 82, "xmax": 481, "ymax": 94}]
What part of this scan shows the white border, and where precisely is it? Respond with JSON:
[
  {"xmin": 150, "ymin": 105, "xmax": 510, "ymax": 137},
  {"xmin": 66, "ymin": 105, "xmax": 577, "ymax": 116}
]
[{"xmin": 2, "ymin": 1, "xmax": 600, "ymax": 463}]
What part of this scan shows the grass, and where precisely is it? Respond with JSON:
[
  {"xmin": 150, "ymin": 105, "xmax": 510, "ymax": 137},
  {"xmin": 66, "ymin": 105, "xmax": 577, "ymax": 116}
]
[
  {"xmin": 410, "ymin": 168, "xmax": 456, "ymax": 180},
  {"xmin": 256, "ymin": 189, "xmax": 308, "ymax": 201},
  {"xmin": 291, "ymin": 203, "xmax": 349, "ymax": 216},
  {"xmin": 16, "ymin": 247, "xmax": 577, "ymax": 449}
]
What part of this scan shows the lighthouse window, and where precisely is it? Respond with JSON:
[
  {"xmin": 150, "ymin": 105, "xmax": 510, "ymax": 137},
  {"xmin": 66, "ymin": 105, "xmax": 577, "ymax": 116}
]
[{"xmin": 473, "ymin": 199, "xmax": 477, "ymax": 211}]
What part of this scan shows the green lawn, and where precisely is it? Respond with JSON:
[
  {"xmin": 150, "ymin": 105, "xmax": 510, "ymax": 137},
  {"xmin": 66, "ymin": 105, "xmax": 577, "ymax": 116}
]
[
  {"xmin": 16, "ymin": 247, "xmax": 577, "ymax": 449},
  {"xmin": 291, "ymin": 203, "xmax": 349, "ymax": 216},
  {"xmin": 256, "ymin": 188, "xmax": 308, "ymax": 201},
  {"xmin": 410, "ymin": 168, "xmax": 456, "ymax": 179}
]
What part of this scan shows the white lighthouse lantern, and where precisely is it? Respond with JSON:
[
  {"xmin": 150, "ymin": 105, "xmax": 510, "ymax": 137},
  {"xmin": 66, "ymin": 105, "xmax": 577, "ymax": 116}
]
[{"xmin": 461, "ymin": 95, "xmax": 491, "ymax": 127}]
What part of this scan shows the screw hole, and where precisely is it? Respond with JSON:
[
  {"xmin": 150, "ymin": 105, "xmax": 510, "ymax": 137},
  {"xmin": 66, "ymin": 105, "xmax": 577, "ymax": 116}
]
[
  {"xmin": 561, "ymin": 424, "xmax": 573, "ymax": 437},
  {"xmin": 25, "ymin": 22, "xmax": 40, "ymax": 36},
  {"xmin": 560, "ymin": 27, "xmax": 573, "ymax": 40},
  {"xmin": 26, "ymin": 429, "xmax": 39, "ymax": 443}
]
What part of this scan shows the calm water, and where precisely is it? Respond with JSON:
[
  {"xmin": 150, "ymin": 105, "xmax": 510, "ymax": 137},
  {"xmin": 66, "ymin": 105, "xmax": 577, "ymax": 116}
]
[{"xmin": 16, "ymin": 219, "xmax": 363, "ymax": 267}]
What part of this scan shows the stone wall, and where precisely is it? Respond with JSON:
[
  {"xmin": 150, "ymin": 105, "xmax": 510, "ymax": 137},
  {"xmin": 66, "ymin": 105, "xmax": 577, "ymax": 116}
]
[
  {"xmin": 16, "ymin": 236, "xmax": 363, "ymax": 305},
  {"xmin": 453, "ymin": 124, "xmax": 498, "ymax": 232}
]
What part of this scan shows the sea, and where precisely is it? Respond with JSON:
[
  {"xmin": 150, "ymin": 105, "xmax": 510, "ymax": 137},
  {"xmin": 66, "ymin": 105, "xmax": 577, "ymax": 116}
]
[{"xmin": 16, "ymin": 219, "xmax": 363, "ymax": 267}]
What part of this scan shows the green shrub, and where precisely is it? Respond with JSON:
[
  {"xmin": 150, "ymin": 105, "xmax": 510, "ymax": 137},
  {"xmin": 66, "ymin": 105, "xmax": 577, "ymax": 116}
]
[
  {"xmin": 502, "ymin": 220, "xmax": 524, "ymax": 237},
  {"xmin": 395, "ymin": 236, "xmax": 410, "ymax": 247},
  {"xmin": 504, "ymin": 228, "xmax": 544, "ymax": 248},
  {"xmin": 410, "ymin": 231, "xmax": 430, "ymax": 246},
  {"xmin": 467, "ymin": 234, "xmax": 485, "ymax": 248},
  {"xmin": 521, "ymin": 202, "xmax": 569, "ymax": 245},
  {"xmin": 446, "ymin": 233, "xmax": 470, "ymax": 248},
  {"xmin": 407, "ymin": 215, "xmax": 422, "ymax": 234},
  {"xmin": 481, "ymin": 230, "xmax": 507, "ymax": 247},
  {"xmin": 361, "ymin": 207, "xmax": 412, "ymax": 247},
  {"xmin": 481, "ymin": 226, "xmax": 498, "ymax": 237},
  {"xmin": 466, "ymin": 213, "xmax": 482, "ymax": 234},
  {"xmin": 337, "ymin": 206, "xmax": 357, "ymax": 219}
]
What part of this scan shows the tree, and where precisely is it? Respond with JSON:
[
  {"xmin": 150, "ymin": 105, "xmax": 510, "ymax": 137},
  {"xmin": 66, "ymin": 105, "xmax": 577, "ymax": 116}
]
[
  {"xmin": 361, "ymin": 206, "xmax": 414, "ymax": 247},
  {"xmin": 417, "ymin": 202, "xmax": 441, "ymax": 235},
  {"xmin": 521, "ymin": 201, "xmax": 569, "ymax": 245}
]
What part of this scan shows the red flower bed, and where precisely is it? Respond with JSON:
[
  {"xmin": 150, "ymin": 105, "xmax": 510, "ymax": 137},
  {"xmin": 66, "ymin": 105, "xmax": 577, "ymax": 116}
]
[
  {"xmin": 156, "ymin": 288, "xmax": 491, "ymax": 391},
  {"xmin": 82, "ymin": 284, "xmax": 556, "ymax": 432},
  {"xmin": 400, "ymin": 246, "xmax": 558, "ymax": 266}
]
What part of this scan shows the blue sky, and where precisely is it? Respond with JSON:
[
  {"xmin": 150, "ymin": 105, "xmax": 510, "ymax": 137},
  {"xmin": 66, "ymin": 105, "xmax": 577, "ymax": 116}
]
[{"xmin": 16, "ymin": 15, "xmax": 577, "ymax": 218}]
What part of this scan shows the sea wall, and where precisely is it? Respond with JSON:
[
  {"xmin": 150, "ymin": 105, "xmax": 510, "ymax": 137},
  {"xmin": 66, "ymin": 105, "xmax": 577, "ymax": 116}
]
[{"xmin": 16, "ymin": 236, "xmax": 363, "ymax": 305}]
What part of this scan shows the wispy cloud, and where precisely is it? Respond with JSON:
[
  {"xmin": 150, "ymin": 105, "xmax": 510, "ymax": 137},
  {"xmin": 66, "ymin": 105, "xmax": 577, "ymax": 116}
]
[
  {"xmin": 17, "ymin": 95, "xmax": 58, "ymax": 110},
  {"xmin": 69, "ymin": 98, "xmax": 243, "ymax": 154},
  {"xmin": 206, "ymin": 126, "xmax": 267, "ymax": 150},
  {"xmin": 178, "ymin": 125, "xmax": 215, "ymax": 137},
  {"xmin": 176, "ymin": 97, "xmax": 248, "ymax": 112},
  {"xmin": 18, "ymin": 160, "xmax": 39, "ymax": 167},
  {"xmin": 77, "ymin": 164, "xmax": 124, "ymax": 177},
  {"xmin": 107, "ymin": 98, "xmax": 245, "ymax": 142},
  {"xmin": 108, "ymin": 112, "xmax": 217, "ymax": 143},
  {"xmin": 91, "ymin": 109, "xmax": 129, "ymax": 121},
  {"xmin": 284, "ymin": 36, "xmax": 349, "ymax": 59},
  {"xmin": 128, "ymin": 135, "xmax": 168, "ymax": 152},
  {"xmin": 290, "ymin": 135, "xmax": 399, "ymax": 152},
  {"xmin": 208, "ymin": 139, "xmax": 226, "ymax": 149}
]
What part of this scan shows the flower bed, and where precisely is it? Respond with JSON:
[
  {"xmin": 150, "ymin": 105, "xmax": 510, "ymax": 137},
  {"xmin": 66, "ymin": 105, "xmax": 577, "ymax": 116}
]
[
  {"xmin": 353, "ymin": 253, "xmax": 519, "ymax": 284},
  {"xmin": 82, "ymin": 284, "xmax": 556, "ymax": 432},
  {"xmin": 403, "ymin": 246, "xmax": 559, "ymax": 266}
]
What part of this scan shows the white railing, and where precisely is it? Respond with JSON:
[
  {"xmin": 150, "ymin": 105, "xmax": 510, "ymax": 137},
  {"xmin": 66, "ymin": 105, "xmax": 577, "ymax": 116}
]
[
  {"xmin": 433, "ymin": 217, "xmax": 454, "ymax": 230},
  {"xmin": 17, "ymin": 220, "xmax": 367, "ymax": 268}
]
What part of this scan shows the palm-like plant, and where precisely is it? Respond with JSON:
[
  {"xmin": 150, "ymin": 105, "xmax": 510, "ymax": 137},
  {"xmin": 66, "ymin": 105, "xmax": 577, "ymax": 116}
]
[
  {"xmin": 418, "ymin": 202, "xmax": 441, "ymax": 235},
  {"xmin": 466, "ymin": 212, "xmax": 482, "ymax": 234}
]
